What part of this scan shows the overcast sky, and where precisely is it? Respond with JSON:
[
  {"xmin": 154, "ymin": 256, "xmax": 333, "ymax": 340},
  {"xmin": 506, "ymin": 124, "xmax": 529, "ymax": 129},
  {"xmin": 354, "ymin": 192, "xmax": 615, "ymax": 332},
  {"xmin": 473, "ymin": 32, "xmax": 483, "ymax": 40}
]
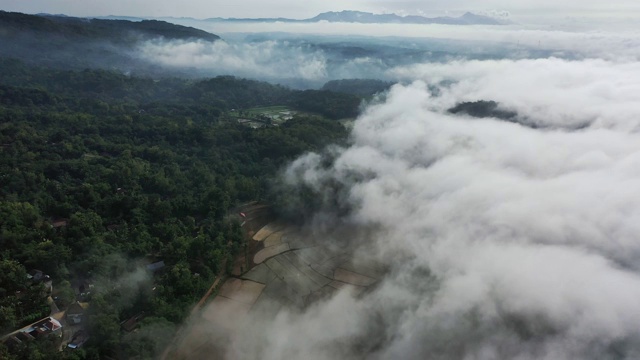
[{"xmin": 1, "ymin": 0, "xmax": 639, "ymax": 20}]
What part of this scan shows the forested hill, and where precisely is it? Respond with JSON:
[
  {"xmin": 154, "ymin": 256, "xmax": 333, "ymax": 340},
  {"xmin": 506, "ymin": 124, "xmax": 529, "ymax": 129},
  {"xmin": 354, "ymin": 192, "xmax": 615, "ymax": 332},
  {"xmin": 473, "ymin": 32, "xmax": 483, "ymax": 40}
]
[
  {"xmin": 0, "ymin": 11, "xmax": 219, "ymax": 74},
  {"xmin": 0, "ymin": 60, "xmax": 362, "ymax": 119},
  {"xmin": 0, "ymin": 11, "xmax": 220, "ymax": 42},
  {"xmin": 0, "ymin": 60, "xmax": 350, "ymax": 359},
  {"xmin": 322, "ymin": 79, "xmax": 393, "ymax": 97}
]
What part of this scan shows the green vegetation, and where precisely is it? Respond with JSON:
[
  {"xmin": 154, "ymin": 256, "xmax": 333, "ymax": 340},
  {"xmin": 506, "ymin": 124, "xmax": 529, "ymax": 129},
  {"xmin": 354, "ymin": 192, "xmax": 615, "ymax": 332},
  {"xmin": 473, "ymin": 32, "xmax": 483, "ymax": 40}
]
[
  {"xmin": 321, "ymin": 79, "xmax": 392, "ymax": 97},
  {"xmin": 231, "ymin": 105, "xmax": 293, "ymax": 118},
  {"xmin": 230, "ymin": 106, "xmax": 329, "ymax": 127},
  {"xmin": 0, "ymin": 11, "xmax": 220, "ymax": 42},
  {"xmin": 291, "ymin": 90, "xmax": 361, "ymax": 120},
  {"xmin": 0, "ymin": 260, "xmax": 49, "ymax": 334},
  {"xmin": 0, "ymin": 11, "xmax": 219, "ymax": 77},
  {"xmin": 0, "ymin": 59, "xmax": 349, "ymax": 359},
  {"xmin": 0, "ymin": 60, "xmax": 363, "ymax": 121},
  {"xmin": 448, "ymin": 100, "xmax": 518, "ymax": 121}
]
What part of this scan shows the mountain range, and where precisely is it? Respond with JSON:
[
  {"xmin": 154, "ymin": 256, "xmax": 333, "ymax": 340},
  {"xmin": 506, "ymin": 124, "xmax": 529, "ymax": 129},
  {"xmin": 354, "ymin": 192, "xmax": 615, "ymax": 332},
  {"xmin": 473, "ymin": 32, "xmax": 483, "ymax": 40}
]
[{"xmin": 205, "ymin": 10, "xmax": 508, "ymax": 25}]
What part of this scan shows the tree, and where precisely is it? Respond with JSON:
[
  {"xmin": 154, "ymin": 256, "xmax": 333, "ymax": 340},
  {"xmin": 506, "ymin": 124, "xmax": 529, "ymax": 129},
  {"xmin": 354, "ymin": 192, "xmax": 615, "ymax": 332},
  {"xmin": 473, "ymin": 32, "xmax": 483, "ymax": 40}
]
[
  {"xmin": 0, "ymin": 58, "xmax": 351, "ymax": 358},
  {"xmin": 0, "ymin": 260, "xmax": 49, "ymax": 333},
  {"xmin": 55, "ymin": 280, "xmax": 75, "ymax": 308}
]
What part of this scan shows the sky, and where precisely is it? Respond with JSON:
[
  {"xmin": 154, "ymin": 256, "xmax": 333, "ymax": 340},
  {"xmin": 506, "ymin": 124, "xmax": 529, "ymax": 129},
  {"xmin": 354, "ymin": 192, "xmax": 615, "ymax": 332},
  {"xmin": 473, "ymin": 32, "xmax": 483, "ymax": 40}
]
[{"xmin": 1, "ymin": 0, "xmax": 640, "ymax": 20}]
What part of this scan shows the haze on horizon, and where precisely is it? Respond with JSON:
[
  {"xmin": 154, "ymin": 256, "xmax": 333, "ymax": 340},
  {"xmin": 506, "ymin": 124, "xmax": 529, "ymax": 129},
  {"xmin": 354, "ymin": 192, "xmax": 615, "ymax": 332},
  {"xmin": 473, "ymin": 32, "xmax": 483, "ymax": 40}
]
[{"xmin": 1, "ymin": 0, "xmax": 639, "ymax": 24}]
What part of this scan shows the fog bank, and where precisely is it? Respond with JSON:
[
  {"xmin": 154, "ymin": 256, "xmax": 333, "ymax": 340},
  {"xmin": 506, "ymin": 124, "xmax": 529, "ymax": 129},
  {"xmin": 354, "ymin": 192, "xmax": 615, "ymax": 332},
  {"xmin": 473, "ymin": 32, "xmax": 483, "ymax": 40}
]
[{"xmin": 222, "ymin": 57, "xmax": 640, "ymax": 359}]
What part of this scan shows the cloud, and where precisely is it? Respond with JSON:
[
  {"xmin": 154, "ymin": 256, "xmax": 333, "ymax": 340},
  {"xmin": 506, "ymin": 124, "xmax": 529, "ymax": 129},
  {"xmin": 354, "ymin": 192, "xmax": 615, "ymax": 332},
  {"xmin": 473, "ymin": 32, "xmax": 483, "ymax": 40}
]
[
  {"xmin": 221, "ymin": 56, "xmax": 640, "ymax": 359},
  {"xmin": 478, "ymin": 9, "xmax": 511, "ymax": 19},
  {"xmin": 137, "ymin": 39, "xmax": 329, "ymax": 82},
  {"xmin": 387, "ymin": 58, "xmax": 640, "ymax": 129},
  {"xmin": 129, "ymin": 15, "xmax": 640, "ymax": 89},
  {"xmin": 136, "ymin": 38, "xmax": 403, "ymax": 86},
  {"xmin": 135, "ymin": 25, "xmax": 640, "ymax": 90},
  {"xmin": 93, "ymin": 254, "xmax": 153, "ymax": 304}
]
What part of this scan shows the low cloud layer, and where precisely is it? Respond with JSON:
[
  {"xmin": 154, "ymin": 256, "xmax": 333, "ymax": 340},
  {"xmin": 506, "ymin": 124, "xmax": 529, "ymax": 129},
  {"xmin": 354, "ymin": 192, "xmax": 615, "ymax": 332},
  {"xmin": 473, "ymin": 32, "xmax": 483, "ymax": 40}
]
[
  {"xmin": 388, "ymin": 58, "xmax": 640, "ymax": 129},
  {"xmin": 138, "ymin": 39, "xmax": 329, "ymax": 83},
  {"xmin": 221, "ymin": 56, "xmax": 640, "ymax": 359},
  {"xmin": 137, "ymin": 38, "xmax": 397, "ymax": 87},
  {"xmin": 137, "ymin": 21, "xmax": 640, "ymax": 87}
]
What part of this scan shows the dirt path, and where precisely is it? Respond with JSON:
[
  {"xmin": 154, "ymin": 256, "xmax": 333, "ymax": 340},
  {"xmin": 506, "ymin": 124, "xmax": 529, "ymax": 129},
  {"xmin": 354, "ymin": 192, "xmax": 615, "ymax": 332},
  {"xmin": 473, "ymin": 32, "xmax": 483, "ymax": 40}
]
[
  {"xmin": 190, "ymin": 260, "xmax": 227, "ymax": 316},
  {"xmin": 159, "ymin": 204, "xmax": 272, "ymax": 359},
  {"xmin": 158, "ymin": 259, "xmax": 227, "ymax": 360}
]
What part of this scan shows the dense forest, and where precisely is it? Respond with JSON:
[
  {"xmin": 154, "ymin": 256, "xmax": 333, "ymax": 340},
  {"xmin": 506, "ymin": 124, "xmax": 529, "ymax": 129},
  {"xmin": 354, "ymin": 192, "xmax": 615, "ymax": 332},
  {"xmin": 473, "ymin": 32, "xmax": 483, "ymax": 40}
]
[
  {"xmin": 0, "ymin": 59, "xmax": 362, "ymax": 120},
  {"xmin": 448, "ymin": 100, "xmax": 517, "ymax": 120},
  {"xmin": 321, "ymin": 79, "xmax": 392, "ymax": 97},
  {"xmin": 0, "ymin": 11, "xmax": 219, "ymax": 42},
  {"xmin": 446, "ymin": 100, "xmax": 556, "ymax": 129},
  {"xmin": 0, "ymin": 11, "xmax": 219, "ymax": 76},
  {"xmin": 0, "ymin": 58, "xmax": 351, "ymax": 359}
]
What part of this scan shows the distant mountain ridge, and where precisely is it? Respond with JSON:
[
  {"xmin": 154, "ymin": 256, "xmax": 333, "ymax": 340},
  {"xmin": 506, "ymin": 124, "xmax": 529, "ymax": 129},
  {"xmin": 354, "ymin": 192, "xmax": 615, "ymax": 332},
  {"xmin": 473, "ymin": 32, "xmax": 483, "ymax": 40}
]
[
  {"xmin": 206, "ymin": 10, "xmax": 507, "ymax": 25},
  {"xmin": 0, "ymin": 11, "xmax": 220, "ymax": 42},
  {"xmin": 0, "ymin": 11, "xmax": 220, "ymax": 76}
]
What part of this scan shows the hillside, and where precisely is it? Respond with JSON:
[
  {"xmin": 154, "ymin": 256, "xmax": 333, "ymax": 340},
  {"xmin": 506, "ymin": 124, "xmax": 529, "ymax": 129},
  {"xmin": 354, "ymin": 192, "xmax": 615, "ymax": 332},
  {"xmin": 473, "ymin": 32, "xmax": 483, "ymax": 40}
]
[
  {"xmin": 0, "ymin": 11, "xmax": 219, "ymax": 74},
  {"xmin": 0, "ymin": 59, "xmax": 350, "ymax": 360},
  {"xmin": 0, "ymin": 11, "xmax": 220, "ymax": 42},
  {"xmin": 322, "ymin": 79, "xmax": 393, "ymax": 96}
]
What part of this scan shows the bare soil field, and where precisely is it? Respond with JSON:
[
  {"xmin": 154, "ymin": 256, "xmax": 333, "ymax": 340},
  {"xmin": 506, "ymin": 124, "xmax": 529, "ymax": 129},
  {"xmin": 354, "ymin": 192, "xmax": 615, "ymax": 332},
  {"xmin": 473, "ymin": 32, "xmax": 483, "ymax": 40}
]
[{"xmin": 165, "ymin": 217, "xmax": 385, "ymax": 359}]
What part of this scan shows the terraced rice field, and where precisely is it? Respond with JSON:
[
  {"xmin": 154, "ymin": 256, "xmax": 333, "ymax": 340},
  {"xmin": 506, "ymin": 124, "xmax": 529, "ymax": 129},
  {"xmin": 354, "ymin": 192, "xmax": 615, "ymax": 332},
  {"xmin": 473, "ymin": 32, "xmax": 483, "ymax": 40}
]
[{"xmin": 170, "ymin": 221, "xmax": 385, "ymax": 359}]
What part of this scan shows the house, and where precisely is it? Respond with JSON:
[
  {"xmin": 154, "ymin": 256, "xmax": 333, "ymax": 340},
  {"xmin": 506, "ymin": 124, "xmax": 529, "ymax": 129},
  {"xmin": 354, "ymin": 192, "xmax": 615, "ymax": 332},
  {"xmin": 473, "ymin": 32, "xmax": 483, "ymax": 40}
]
[
  {"xmin": 121, "ymin": 312, "xmax": 145, "ymax": 332},
  {"xmin": 26, "ymin": 269, "xmax": 50, "ymax": 283},
  {"xmin": 146, "ymin": 261, "xmax": 165, "ymax": 273},
  {"xmin": 73, "ymin": 279, "xmax": 94, "ymax": 300},
  {"xmin": 67, "ymin": 330, "xmax": 89, "ymax": 349},
  {"xmin": 3, "ymin": 336, "xmax": 22, "ymax": 351},
  {"xmin": 50, "ymin": 218, "xmax": 69, "ymax": 228},
  {"xmin": 25, "ymin": 317, "xmax": 62, "ymax": 338},
  {"xmin": 66, "ymin": 302, "xmax": 89, "ymax": 325},
  {"xmin": 27, "ymin": 269, "xmax": 44, "ymax": 282},
  {"xmin": 1, "ymin": 328, "xmax": 36, "ymax": 350},
  {"xmin": 106, "ymin": 224, "xmax": 121, "ymax": 232},
  {"xmin": 17, "ymin": 332, "xmax": 35, "ymax": 342}
]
